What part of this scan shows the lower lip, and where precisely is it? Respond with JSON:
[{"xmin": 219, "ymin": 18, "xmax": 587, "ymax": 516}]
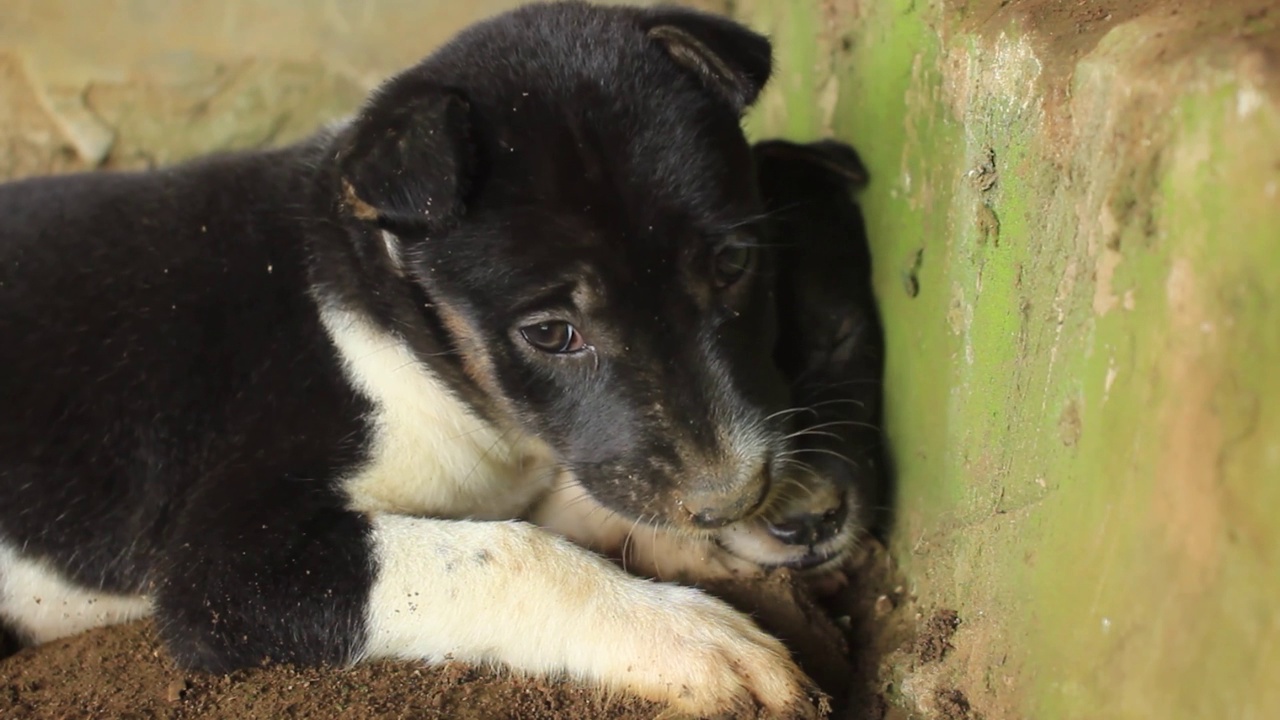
[
  {"xmin": 717, "ymin": 534, "xmax": 847, "ymax": 571},
  {"xmin": 779, "ymin": 548, "xmax": 843, "ymax": 571}
]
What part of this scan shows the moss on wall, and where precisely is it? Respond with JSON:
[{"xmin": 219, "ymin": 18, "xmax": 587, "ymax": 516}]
[{"xmin": 737, "ymin": 0, "xmax": 1280, "ymax": 717}]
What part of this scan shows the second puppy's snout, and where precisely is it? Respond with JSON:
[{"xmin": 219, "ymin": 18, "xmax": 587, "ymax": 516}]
[{"xmin": 764, "ymin": 500, "xmax": 848, "ymax": 547}]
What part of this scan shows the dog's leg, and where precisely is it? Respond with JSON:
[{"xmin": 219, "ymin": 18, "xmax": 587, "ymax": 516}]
[
  {"xmin": 365, "ymin": 515, "xmax": 815, "ymax": 717},
  {"xmin": 155, "ymin": 487, "xmax": 817, "ymax": 719},
  {"xmin": 153, "ymin": 481, "xmax": 377, "ymax": 671}
]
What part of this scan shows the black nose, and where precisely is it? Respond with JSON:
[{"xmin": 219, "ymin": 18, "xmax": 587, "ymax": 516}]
[{"xmin": 765, "ymin": 501, "xmax": 848, "ymax": 546}]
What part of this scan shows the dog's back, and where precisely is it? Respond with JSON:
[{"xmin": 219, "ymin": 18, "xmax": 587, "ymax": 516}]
[{"xmin": 0, "ymin": 144, "xmax": 368, "ymax": 597}]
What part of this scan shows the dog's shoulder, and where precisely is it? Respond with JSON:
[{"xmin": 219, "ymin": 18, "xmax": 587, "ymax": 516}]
[{"xmin": 0, "ymin": 138, "xmax": 376, "ymax": 586}]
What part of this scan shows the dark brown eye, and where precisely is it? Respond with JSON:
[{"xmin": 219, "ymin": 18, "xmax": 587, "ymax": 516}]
[
  {"xmin": 713, "ymin": 245, "xmax": 754, "ymax": 287},
  {"xmin": 520, "ymin": 321, "xmax": 586, "ymax": 354}
]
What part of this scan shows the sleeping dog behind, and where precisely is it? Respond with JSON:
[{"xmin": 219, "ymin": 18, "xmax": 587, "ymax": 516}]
[{"xmin": 0, "ymin": 2, "xmax": 825, "ymax": 717}]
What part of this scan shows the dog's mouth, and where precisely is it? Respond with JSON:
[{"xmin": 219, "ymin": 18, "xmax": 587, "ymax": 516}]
[{"xmin": 712, "ymin": 494, "xmax": 861, "ymax": 573}]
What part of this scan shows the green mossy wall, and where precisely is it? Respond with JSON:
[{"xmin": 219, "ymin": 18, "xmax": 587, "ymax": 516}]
[{"xmin": 737, "ymin": 1, "xmax": 1280, "ymax": 717}]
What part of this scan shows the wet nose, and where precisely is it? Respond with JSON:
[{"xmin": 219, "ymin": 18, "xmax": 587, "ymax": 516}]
[{"xmin": 764, "ymin": 500, "xmax": 848, "ymax": 546}]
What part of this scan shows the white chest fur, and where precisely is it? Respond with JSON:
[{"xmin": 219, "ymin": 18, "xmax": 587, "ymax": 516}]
[{"xmin": 319, "ymin": 304, "xmax": 556, "ymax": 520}]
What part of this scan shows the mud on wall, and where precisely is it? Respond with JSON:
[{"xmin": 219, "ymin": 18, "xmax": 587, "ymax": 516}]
[{"xmin": 735, "ymin": 0, "xmax": 1280, "ymax": 718}]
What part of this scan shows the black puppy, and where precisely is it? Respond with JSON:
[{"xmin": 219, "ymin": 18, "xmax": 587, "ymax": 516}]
[
  {"xmin": 542, "ymin": 140, "xmax": 885, "ymax": 590},
  {"xmin": 757, "ymin": 139, "xmax": 885, "ymax": 538},
  {"xmin": 0, "ymin": 3, "xmax": 830, "ymax": 718},
  {"xmin": 712, "ymin": 139, "xmax": 886, "ymax": 574}
]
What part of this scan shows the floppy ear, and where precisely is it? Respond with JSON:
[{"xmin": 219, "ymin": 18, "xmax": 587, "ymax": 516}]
[
  {"xmin": 641, "ymin": 7, "xmax": 773, "ymax": 114},
  {"xmin": 335, "ymin": 82, "xmax": 473, "ymax": 238},
  {"xmin": 753, "ymin": 139, "xmax": 870, "ymax": 189}
]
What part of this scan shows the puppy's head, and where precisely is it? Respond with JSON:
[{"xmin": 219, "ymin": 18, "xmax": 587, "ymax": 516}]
[
  {"xmin": 327, "ymin": 3, "xmax": 791, "ymax": 531},
  {"xmin": 715, "ymin": 139, "xmax": 885, "ymax": 572}
]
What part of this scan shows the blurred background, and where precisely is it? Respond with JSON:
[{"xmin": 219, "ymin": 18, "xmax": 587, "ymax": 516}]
[{"xmin": 0, "ymin": 0, "xmax": 725, "ymax": 177}]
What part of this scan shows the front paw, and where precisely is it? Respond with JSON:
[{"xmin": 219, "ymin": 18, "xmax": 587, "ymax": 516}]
[{"xmin": 599, "ymin": 581, "xmax": 828, "ymax": 719}]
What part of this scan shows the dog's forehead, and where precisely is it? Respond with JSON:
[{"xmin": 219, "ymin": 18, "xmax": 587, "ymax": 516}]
[
  {"xmin": 412, "ymin": 4, "xmax": 762, "ymax": 224},
  {"xmin": 458, "ymin": 209, "xmax": 681, "ymax": 307},
  {"xmin": 408, "ymin": 3, "xmax": 764, "ymax": 295},
  {"xmin": 471, "ymin": 92, "xmax": 760, "ymax": 262}
]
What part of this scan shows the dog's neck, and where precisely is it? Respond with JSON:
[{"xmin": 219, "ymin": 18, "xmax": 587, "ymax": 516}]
[{"xmin": 317, "ymin": 299, "xmax": 558, "ymax": 520}]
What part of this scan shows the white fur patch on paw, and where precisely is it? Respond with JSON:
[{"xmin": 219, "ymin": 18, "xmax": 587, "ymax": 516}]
[{"xmin": 359, "ymin": 515, "xmax": 819, "ymax": 719}]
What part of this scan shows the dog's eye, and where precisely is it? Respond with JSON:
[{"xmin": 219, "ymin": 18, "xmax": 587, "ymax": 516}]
[
  {"xmin": 712, "ymin": 245, "xmax": 754, "ymax": 287},
  {"xmin": 520, "ymin": 321, "xmax": 587, "ymax": 354}
]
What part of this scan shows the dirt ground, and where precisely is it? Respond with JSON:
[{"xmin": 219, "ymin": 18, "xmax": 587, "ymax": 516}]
[{"xmin": 0, "ymin": 540, "xmax": 920, "ymax": 720}]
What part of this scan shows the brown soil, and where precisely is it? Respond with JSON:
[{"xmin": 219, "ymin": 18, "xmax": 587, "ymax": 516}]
[
  {"xmin": 931, "ymin": 689, "xmax": 972, "ymax": 720},
  {"xmin": 0, "ymin": 540, "xmax": 915, "ymax": 720},
  {"xmin": 2, "ymin": 622, "xmax": 661, "ymax": 720},
  {"xmin": 912, "ymin": 610, "xmax": 960, "ymax": 665}
]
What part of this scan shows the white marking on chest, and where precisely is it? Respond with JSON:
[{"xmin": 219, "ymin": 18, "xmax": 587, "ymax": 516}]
[
  {"xmin": 0, "ymin": 542, "xmax": 151, "ymax": 644},
  {"xmin": 319, "ymin": 304, "xmax": 555, "ymax": 519}
]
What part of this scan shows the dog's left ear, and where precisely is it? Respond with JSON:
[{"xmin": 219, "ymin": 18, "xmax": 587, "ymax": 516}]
[
  {"xmin": 641, "ymin": 8, "xmax": 773, "ymax": 114},
  {"xmin": 334, "ymin": 81, "xmax": 473, "ymax": 239}
]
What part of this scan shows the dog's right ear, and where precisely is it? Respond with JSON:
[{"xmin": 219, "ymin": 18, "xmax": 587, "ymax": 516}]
[
  {"xmin": 334, "ymin": 82, "xmax": 473, "ymax": 239},
  {"xmin": 753, "ymin": 139, "xmax": 869, "ymax": 189},
  {"xmin": 641, "ymin": 7, "xmax": 773, "ymax": 114}
]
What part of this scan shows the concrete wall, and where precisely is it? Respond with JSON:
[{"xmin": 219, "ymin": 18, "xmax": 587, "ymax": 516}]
[{"xmin": 736, "ymin": 1, "xmax": 1279, "ymax": 718}]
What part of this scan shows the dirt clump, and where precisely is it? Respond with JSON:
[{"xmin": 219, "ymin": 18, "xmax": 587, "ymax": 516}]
[
  {"xmin": 703, "ymin": 568, "xmax": 855, "ymax": 701},
  {"xmin": 914, "ymin": 609, "xmax": 961, "ymax": 664},
  {"xmin": 933, "ymin": 688, "xmax": 973, "ymax": 720}
]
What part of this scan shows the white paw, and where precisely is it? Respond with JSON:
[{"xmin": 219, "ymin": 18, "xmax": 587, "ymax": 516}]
[{"xmin": 596, "ymin": 580, "xmax": 826, "ymax": 719}]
